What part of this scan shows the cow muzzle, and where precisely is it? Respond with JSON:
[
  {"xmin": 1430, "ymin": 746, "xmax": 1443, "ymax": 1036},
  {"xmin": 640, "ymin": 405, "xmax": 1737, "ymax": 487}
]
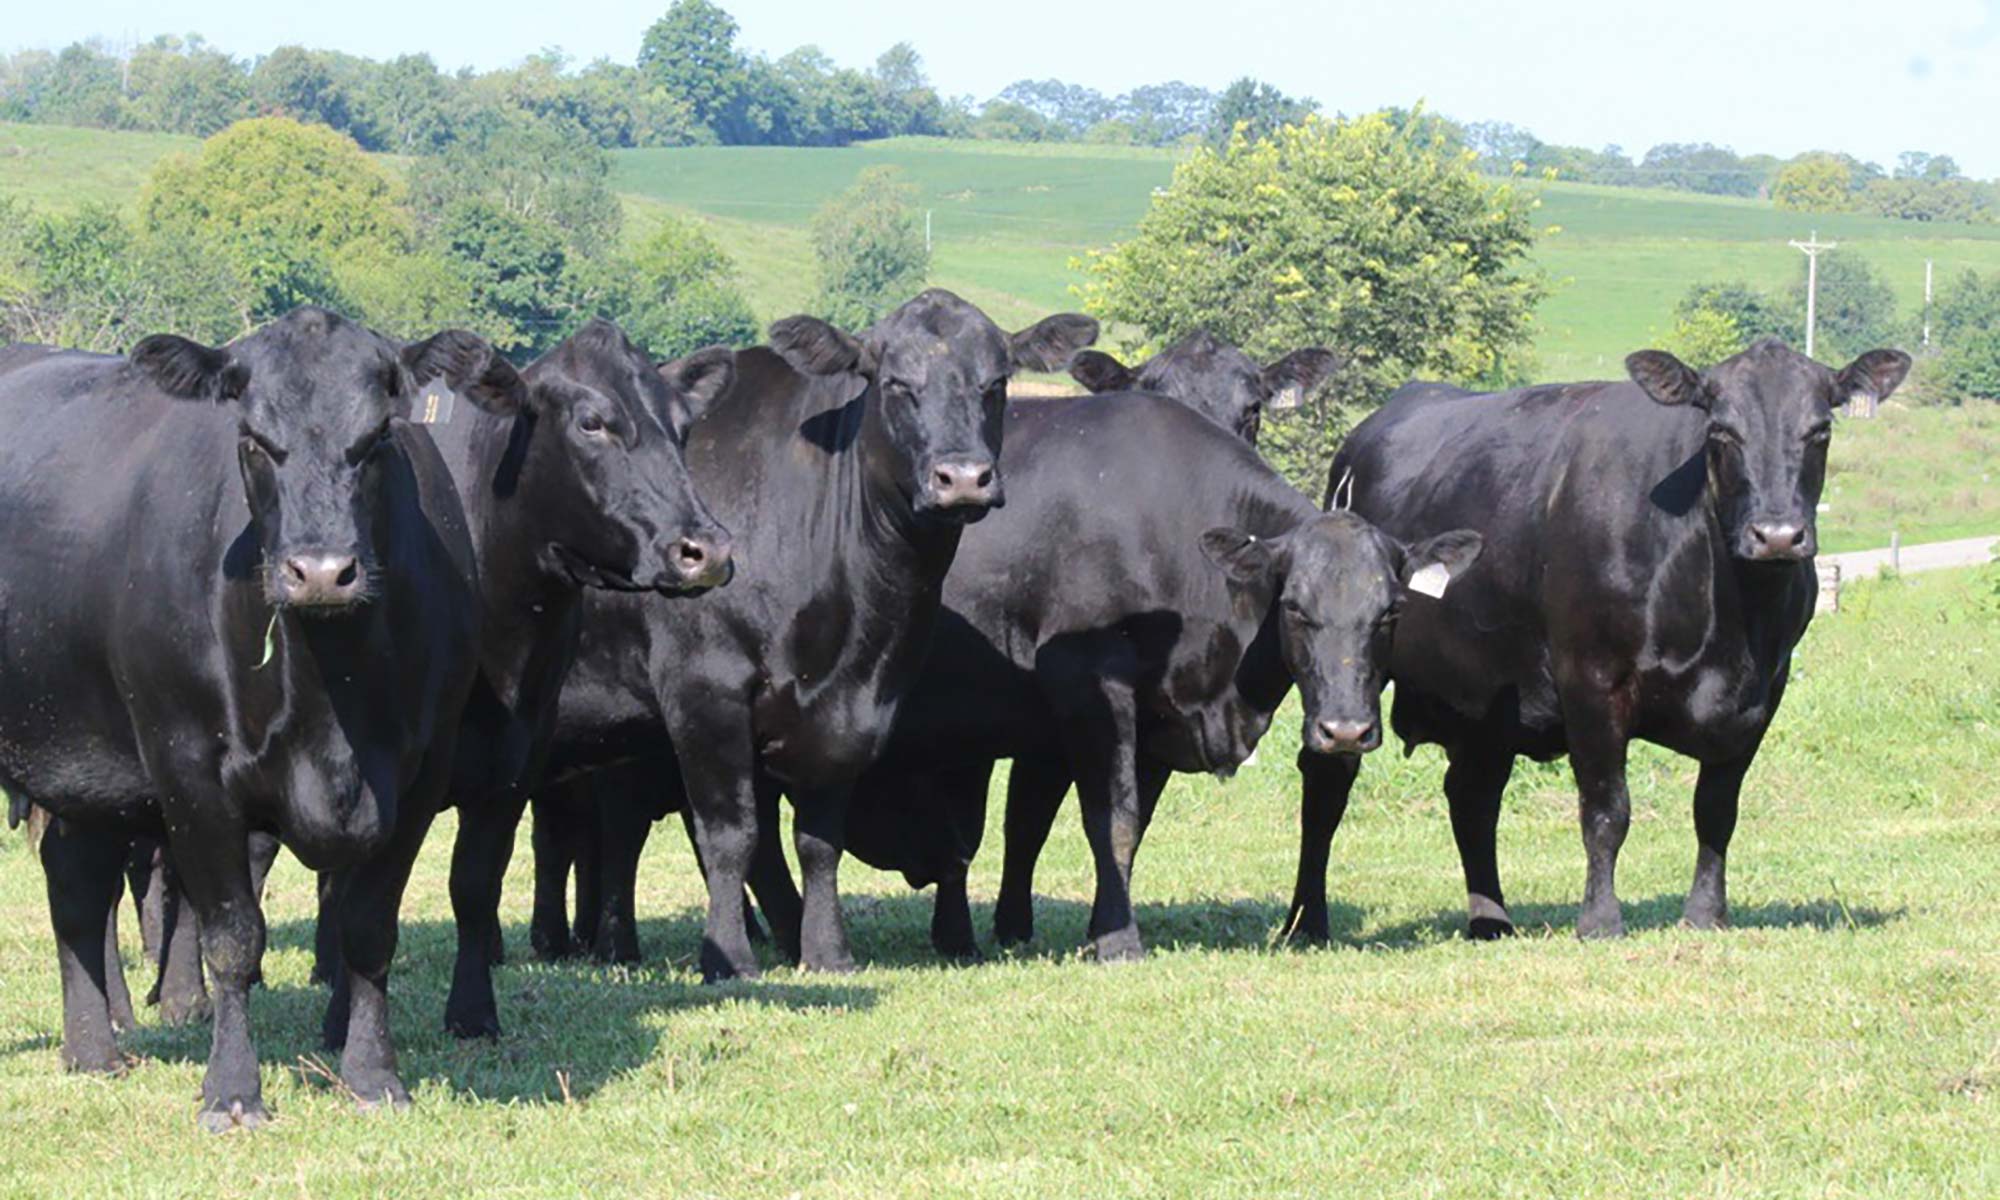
[
  {"xmin": 276, "ymin": 551, "xmax": 368, "ymax": 612},
  {"xmin": 1304, "ymin": 716, "xmax": 1381, "ymax": 757},
  {"xmin": 918, "ymin": 459, "xmax": 1002, "ymax": 516},
  {"xmin": 656, "ymin": 532, "xmax": 734, "ymax": 594},
  {"xmin": 1741, "ymin": 520, "xmax": 1813, "ymax": 562}
]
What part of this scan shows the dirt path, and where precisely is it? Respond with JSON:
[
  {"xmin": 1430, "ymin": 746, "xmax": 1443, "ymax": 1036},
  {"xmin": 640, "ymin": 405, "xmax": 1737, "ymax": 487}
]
[{"xmin": 1823, "ymin": 535, "xmax": 1997, "ymax": 579}]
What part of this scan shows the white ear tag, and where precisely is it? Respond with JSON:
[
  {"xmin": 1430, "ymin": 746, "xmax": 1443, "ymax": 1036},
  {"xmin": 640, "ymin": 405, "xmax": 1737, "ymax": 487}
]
[
  {"xmin": 415, "ymin": 382, "xmax": 457, "ymax": 425},
  {"xmin": 1408, "ymin": 562, "xmax": 1451, "ymax": 600}
]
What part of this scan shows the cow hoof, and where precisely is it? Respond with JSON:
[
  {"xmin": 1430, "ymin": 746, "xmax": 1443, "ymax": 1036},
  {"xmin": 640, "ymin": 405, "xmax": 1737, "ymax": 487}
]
[
  {"xmin": 1092, "ymin": 929, "xmax": 1147, "ymax": 963},
  {"xmin": 802, "ymin": 953, "xmax": 858, "ymax": 976},
  {"xmin": 1680, "ymin": 900, "xmax": 1729, "ymax": 931},
  {"xmin": 531, "ymin": 931, "xmax": 578, "ymax": 962},
  {"xmin": 160, "ymin": 995, "xmax": 213, "ymax": 1027},
  {"xmin": 1575, "ymin": 909, "xmax": 1626, "ymax": 940},
  {"xmin": 992, "ymin": 913, "xmax": 1033, "ymax": 948},
  {"xmin": 698, "ymin": 946, "xmax": 762, "ymax": 985},
  {"xmin": 1283, "ymin": 908, "xmax": 1332, "ymax": 947},
  {"xmin": 1467, "ymin": 917, "xmax": 1516, "ymax": 941},
  {"xmin": 197, "ymin": 1099, "xmax": 269, "ymax": 1134},
  {"xmin": 444, "ymin": 1011, "xmax": 502, "ymax": 1040},
  {"xmin": 933, "ymin": 941, "xmax": 985, "ymax": 966},
  {"xmin": 62, "ymin": 1047, "xmax": 125, "ymax": 1076},
  {"xmin": 348, "ymin": 1075, "xmax": 412, "ymax": 1113}
]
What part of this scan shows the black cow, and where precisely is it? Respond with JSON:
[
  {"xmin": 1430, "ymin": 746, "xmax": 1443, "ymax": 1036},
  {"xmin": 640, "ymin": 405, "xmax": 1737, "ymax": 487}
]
[
  {"xmin": 1068, "ymin": 330, "xmax": 1338, "ymax": 444},
  {"xmin": 408, "ymin": 319, "xmax": 733, "ymax": 1037},
  {"xmin": 825, "ymin": 391, "xmax": 1480, "ymax": 960},
  {"xmin": 0, "ymin": 308, "xmax": 512, "ymax": 1129},
  {"xmin": 1291, "ymin": 339, "xmax": 1909, "ymax": 943},
  {"xmin": 505, "ymin": 290, "xmax": 1098, "ymax": 983}
]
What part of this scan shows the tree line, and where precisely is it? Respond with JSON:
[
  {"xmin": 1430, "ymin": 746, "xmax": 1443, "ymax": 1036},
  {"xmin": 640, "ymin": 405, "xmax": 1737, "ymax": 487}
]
[{"xmin": 6, "ymin": 1, "xmax": 1987, "ymax": 221}]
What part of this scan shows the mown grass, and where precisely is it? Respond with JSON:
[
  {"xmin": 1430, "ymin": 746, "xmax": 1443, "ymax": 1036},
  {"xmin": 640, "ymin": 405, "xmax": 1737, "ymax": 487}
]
[
  {"xmin": 0, "ymin": 567, "xmax": 1994, "ymax": 1197},
  {"xmin": 1820, "ymin": 403, "xmax": 2000, "ymax": 552}
]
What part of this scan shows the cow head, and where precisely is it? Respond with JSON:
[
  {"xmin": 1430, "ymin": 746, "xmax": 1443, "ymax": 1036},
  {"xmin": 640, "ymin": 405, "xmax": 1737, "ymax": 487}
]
[
  {"xmin": 1628, "ymin": 339, "xmax": 1910, "ymax": 563},
  {"xmin": 1070, "ymin": 331, "xmax": 1338, "ymax": 446},
  {"xmin": 412, "ymin": 317, "xmax": 732, "ymax": 596},
  {"xmin": 129, "ymin": 307, "xmax": 521, "ymax": 615},
  {"xmin": 1201, "ymin": 513, "xmax": 1482, "ymax": 756},
  {"xmin": 769, "ymin": 289, "xmax": 1098, "ymax": 521}
]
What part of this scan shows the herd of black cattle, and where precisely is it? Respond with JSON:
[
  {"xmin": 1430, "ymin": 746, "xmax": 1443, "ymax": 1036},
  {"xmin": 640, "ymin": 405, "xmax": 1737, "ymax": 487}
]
[{"xmin": 0, "ymin": 289, "xmax": 1910, "ymax": 1130}]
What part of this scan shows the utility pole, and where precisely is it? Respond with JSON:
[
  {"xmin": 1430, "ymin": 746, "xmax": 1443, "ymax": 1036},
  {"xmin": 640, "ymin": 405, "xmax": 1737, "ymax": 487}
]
[
  {"xmin": 1789, "ymin": 230, "xmax": 1836, "ymax": 358},
  {"xmin": 1923, "ymin": 259, "xmax": 1934, "ymax": 348},
  {"xmin": 925, "ymin": 210, "xmax": 933, "ymax": 255}
]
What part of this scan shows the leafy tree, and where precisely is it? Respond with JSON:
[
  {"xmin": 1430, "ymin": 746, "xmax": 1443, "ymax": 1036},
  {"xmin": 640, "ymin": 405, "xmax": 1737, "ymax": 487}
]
[
  {"xmin": 1660, "ymin": 308, "xmax": 1744, "ymax": 366},
  {"xmin": 1792, "ymin": 252, "xmax": 1899, "ymax": 362},
  {"xmin": 809, "ymin": 166, "xmax": 928, "ymax": 329},
  {"xmin": 436, "ymin": 199, "xmax": 577, "ymax": 359},
  {"xmin": 1855, "ymin": 177, "xmax": 1989, "ymax": 223},
  {"xmin": 996, "ymin": 79, "xmax": 1112, "ymax": 137},
  {"xmin": 124, "ymin": 35, "xmax": 250, "ymax": 136},
  {"xmin": 407, "ymin": 114, "xmax": 622, "ymax": 254},
  {"xmin": 1772, "ymin": 153, "xmax": 1856, "ymax": 212},
  {"xmin": 37, "ymin": 42, "xmax": 124, "ymax": 128},
  {"xmin": 1677, "ymin": 280, "xmax": 1794, "ymax": 345},
  {"xmin": 251, "ymin": 46, "xmax": 360, "ymax": 135},
  {"xmin": 1082, "ymin": 109, "xmax": 1545, "ymax": 490},
  {"xmin": 1925, "ymin": 269, "xmax": 2000, "ymax": 403},
  {"xmin": 579, "ymin": 214, "xmax": 759, "ymax": 358},
  {"xmin": 1117, "ymin": 82, "xmax": 1216, "ymax": 147},
  {"xmin": 1637, "ymin": 142, "xmax": 1764, "ymax": 197},
  {"xmin": 0, "ymin": 199, "xmax": 245, "ymax": 350},
  {"xmin": 1206, "ymin": 77, "xmax": 1315, "ymax": 147},
  {"xmin": 639, "ymin": 0, "xmax": 749, "ymax": 139},
  {"xmin": 356, "ymin": 53, "xmax": 454, "ymax": 152},
  {"xmin": 1934, "ymin": 331, "xmax": 2000, "ymax": 402},
  {"xmin": 971, "ymin": 100, "xmax": 1067, "ymax": 142},
  {"xmin": 1895, "ymin": 151, "xmax": 1961, "ymax": 181},
  {"xmin": 140, "ymin": 117, "xmax": 406, "ymax": 320}
]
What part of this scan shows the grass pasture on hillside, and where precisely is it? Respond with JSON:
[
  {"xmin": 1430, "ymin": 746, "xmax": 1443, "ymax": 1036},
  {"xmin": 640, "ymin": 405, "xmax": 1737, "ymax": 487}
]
[
  {"xmin": 0, "ymin": 567, "xmax": 1994, "ymax": 1197},
  {"xmin": 0, "ymin": 121, "xmax": 195, "ymax": 212}
]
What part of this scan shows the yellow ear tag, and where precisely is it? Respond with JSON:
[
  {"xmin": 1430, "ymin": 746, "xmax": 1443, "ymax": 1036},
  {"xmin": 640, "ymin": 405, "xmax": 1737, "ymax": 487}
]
[
  {"xmin": 416, "ymin": 383, "xmax": 457, "ymax": 425},
  {"xmin": 1408, "ymin": 563, "xmax": 1451, "ymax": 600}
]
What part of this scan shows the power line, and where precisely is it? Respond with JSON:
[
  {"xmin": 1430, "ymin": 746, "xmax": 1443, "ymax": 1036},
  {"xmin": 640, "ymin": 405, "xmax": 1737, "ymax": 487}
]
[{"xmin": 1789, "ymin": 230, "xmax": 1836, "ymax": 358}]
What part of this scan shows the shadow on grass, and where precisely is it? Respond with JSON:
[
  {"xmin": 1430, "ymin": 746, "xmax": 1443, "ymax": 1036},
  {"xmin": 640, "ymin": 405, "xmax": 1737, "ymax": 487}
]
[
  {"xmin": 1361, "ymin": 893, "xmax": 1906, "ymax": 948},
  {"xmin": 6, "ymin": 913, "xmax": 879, "ymax": 1106}
]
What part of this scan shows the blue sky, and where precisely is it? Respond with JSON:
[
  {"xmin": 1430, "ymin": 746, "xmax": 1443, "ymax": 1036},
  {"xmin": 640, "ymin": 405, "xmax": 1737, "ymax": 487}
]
[{"xmin": 9, "ymin": 0, "xmax": 1998, "ymax": 175}]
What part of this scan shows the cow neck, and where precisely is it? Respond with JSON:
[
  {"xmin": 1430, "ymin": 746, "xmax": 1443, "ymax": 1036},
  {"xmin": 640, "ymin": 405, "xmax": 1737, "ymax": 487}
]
[
  {"xmin": 465, "ymin": 406, "xmax": 585, "ymax": 717},
  {"xmin": 1697, "ymin": 487, "xmax": 1806, "ymax": 698},
  {"xmin": 1236, "ymin": 485, "xmax": 1323, "ymax": 715}
]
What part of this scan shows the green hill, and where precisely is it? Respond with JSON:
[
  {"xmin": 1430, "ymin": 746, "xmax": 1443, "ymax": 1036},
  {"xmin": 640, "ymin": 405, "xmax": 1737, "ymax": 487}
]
[{"xmin": 0, "ymin": 121, "xmax": 196, "ymax": 212}]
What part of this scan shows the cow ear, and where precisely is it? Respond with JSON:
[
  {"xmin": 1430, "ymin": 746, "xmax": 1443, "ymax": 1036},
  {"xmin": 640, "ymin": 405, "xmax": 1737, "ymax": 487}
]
[
  {"xmin": 1626, "ymin": 349, "xmax": 1708, "ymax": 410},
  {"xmin": 655, "ymin": 346, "xmax": 737, "ymax": 439},
  {"xmin": 1398, "ymin": 529, "xmax": 1483, "ymax": 599},
  {"xmin": 1009, "ymin": 313, "xmax": 1100, "ymax": 373},
  {"xmin": 1835, "ymin": 348, "xmax": 1911, "ymax": 406},
  {"xmin": 1199, "ymin": 527, "xmax": 1279, "ymax": 586},
  {"xmin": 1067, "ymin": 350, "xmax": 1136, "ymax": 394},
  {"xmin": 1263, "ymin": 348, "xmax": 1339, "ymax": 401},
  {"xmin": 770, "ymin": 315, "xmax": 865, "ymax": 376},
  {"xmin": 402, "ymin": 330, "xmax": 526, "ymax": 416},
  {"xmin": 130, "ymin": 334, "xmax": 248, "ymax": 403}
]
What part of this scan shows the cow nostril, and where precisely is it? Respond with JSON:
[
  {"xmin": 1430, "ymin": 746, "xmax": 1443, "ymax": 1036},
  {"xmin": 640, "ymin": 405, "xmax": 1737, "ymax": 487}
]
[
  {"xmin": 934, "ymin": 468, "xmax": 958, "ymax": 492},
  {"xmin": 974, "ymin": 467, "xmax": 994, "ymax": 489},
  {"xmin": 677, "ymin": 539, "xmax": 706, "ymax": 567},
  {"xmin": 334, "ymin": 560, "xmax": 358, "ymax": 588},
  {"xmin": 284, "ymin": 558, "xmax": 309, "ymax": 585}
]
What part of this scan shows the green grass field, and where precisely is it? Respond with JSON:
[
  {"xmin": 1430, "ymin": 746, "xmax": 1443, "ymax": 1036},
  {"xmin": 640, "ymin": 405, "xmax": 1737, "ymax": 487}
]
[
  {"xmin": 0, "ymin": 121, "xmax": 195, "ymax": 213},
  {"xmin": 0, "ymin": 566, "xmax": 1993, "ymax": 1196}
]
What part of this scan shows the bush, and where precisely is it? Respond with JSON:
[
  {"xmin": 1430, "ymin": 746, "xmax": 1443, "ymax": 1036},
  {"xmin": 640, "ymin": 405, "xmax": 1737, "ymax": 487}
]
[
  {"xmin": 1080, "ymin": 109, "xmax": 1545, "ymax": 491},
  {"xmin": 809, "ymin": 166, "xmax": 929, "ymax": 330},
  {"xmin": 578, "ymin": 214, "xmax": 759, "ymax": 359},
  {"xmin": 1660, "ymin": 308, "xmax": 1745, "ymax": 366}
]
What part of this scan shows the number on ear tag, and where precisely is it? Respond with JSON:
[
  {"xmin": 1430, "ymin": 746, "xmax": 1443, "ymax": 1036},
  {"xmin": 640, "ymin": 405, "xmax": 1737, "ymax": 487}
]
[
  {"xmin": 1408, "ymin": 562, "xmax": 1452, "ymax": 600},
  {"xmin": 415, "ymin": 383, "xmax": 457, "ymax": 425}
]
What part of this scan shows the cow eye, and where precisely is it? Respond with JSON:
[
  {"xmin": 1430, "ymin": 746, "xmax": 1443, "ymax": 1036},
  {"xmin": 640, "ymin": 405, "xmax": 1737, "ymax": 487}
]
[
  {"xmin": 885, "ymin": 380, "xmax": 915, "ymax": 404},
  {"xmin": 1708, "ymin": 426, "xmax": 1743, "ymax": 448},
  {"xmin": 578, "ymin": 411, "xmax": 609, "ymax": 438},
  {"xmin": 240, "ymin": 432, "xmax": 285, "ymax": 465},
  {"xmin": 1805, "ymin": 425, "xmax": 1832, "ymax": 445}
]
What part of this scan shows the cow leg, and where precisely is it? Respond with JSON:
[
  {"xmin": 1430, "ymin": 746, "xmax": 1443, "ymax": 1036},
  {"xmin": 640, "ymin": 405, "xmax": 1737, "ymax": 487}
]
[
  {"xmin": 677, "ymin": 805, "xmax": 775, "ymax": 955},
  {"xmin": 571, "ymin": 786, "xmax": 605, "ymax": 952},
  {"xmin": 791, "ymin": 786, "xmax": 856, "ymax": 974},
  {"xmin": 131, "ymin": 836, "xmax": 165, "ymax": 966},
  {"xmin": 677, "ymin": 698, "xmax": 765, "ymax": 982},
  {"xmin": 744, "ymin": 784, "xmax": 799, "ymax": 959},
  {"xmin": 1286, "ymin": 751, "xmax": 1360, "ymax": 945},
  {"xmin": 104, "ymin": 897, "xmax": 137, "ymax": 1035},
  {"xmin": 444, "ymin": 787, "xmax": 531, "ymax": 1038},
  {"xmin": 529, "ymin": 789, "xmax": 581, "ymax": 961},
  {"xmin": 1041, "ymin": 646, "xmax": 1147, "ymax": 962},
  {"xmin": 166, "ymin": 805, "xmax": 269, "ymax": 1131},
  {"xmin": 1564, "ymin": 706, "xmax": 1633, "ymax": 940},
  {"xmin": 153, "ymin": 857, "xmax": 211, "ymax": 1026},
  {"xmin": 993, "ymin": 755, "xmax": 1071, "ymax": 947},
  {"xmin": 1684, "ymin": 756, "xmax": 1751, "ymax": 930},
  {"xmin": 311, "ymin": 872, "xmax": 341, "ymax": 987},
  {"xmin": 929, "ymin": 759, "xmax": 994, "ymax": 962},
  {"xmin": 590, "ymin": 773, "xmax": 653, "ymax": 964},
  {"xmin": 325, "ymin": 805, "xmax": 440, "ymax": 1110},
  {"xmin": 41, "ymin": 816, "xmax": 128, "ymax": 1072},
  {"xmin": 1444, "ymin": 747, "xmax": 1518, "ymax": 940}
]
